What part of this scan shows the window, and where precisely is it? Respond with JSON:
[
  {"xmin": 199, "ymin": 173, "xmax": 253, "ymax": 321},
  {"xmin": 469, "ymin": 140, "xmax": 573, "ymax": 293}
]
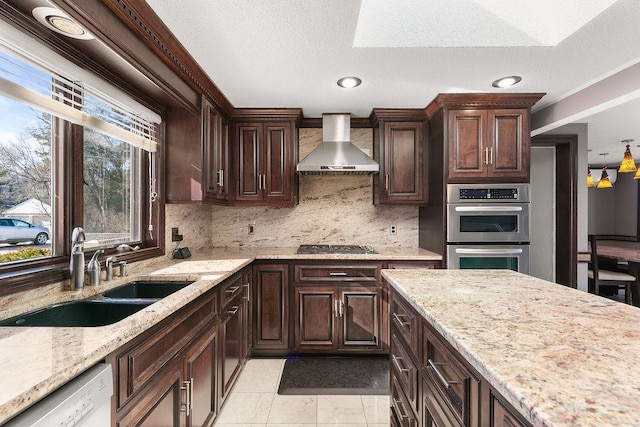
[{"xmin": 0, "ymin": 28, "xmax": 163, "ymax": 292}]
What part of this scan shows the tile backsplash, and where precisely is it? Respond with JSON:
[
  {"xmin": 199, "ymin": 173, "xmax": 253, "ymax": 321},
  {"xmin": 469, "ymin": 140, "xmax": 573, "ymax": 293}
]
[{"xmin": 165, "ymin": 128, "xmax": 419, "ymax": 251}]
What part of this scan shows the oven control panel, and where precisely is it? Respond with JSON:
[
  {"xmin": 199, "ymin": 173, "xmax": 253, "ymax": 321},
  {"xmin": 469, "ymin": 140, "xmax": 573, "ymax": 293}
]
[
  {"xmin": 459, "ymin": 188, "xmax": 518, "ymax": 200},
  {"xmin": 447, "ymin": 184, "xmax": 530, "ymax": 203}
]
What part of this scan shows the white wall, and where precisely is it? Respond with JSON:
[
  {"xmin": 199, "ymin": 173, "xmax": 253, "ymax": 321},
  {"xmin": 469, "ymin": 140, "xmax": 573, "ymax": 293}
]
[
  {"xmin": 530, "ymin": 146, "xmax": 556, "ymax": 282},
  {"xmin": 540, "ymin": 123, "xmax": 589, "ymax": 291}
]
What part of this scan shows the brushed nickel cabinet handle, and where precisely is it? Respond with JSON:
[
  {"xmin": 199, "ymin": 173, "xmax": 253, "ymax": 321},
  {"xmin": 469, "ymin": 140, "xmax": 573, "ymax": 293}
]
[
  {"xmin": 227, "ymin": 306, "xmax": 239, "ymax": 315},
  {"xmin": 226, "ymin": 285, "xmax": 241, "ymax": 294},
  {"xmin": 484, "ymin": 147, "xmax": 489, "ymax": 165},
  {"xmin": 392, "ymin": 354, "xmax": 409, "ymax": 373},
  {"xmin": 427, "ymin": 358, "xmax": 460, "ymax": 389},
  {"xmin": 329, "ymin": 272, "xmax": 347, "ymax": 276},
  {"xmin": 393, "ymin": 313, "xmax": 410, "ymax": 328},
  {"xmin": 243, "ymin": 283, "xmax": 250, "ymax": 302},
  {"xmin": 488, "ymin": 146, "xmax": 493, "ymax": 165},
  {"xmin": 385, "ymin": 174, "xmax": 389, "ymax": 190},
  {"xmin": 392, "ymin": 397, "xmax": 409, "ymax": 420},
  {"xmin": 339, "ymin": 300, "xmax": 344, "ymax": 317},
  {"xmin": 218, "ymin": 169, "xmax": 224, "ymax": 188}
]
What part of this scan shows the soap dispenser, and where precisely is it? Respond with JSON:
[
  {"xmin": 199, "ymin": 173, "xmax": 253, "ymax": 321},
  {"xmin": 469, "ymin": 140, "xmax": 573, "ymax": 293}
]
[{"xmin": 87, "ymin": 250, "xmax": 104, "ymax": 286}]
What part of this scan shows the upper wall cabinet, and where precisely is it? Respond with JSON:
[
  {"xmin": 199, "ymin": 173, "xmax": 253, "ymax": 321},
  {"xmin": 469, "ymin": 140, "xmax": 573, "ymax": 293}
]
[
  {"xmin": 203, "ymin": 98, "xmax": 230, "ymax": 203},
  {"xmin": 426, "ymin": 94, "xmax": 544, "ymax": 184},
  {"xmin": 371, "ymin": 109, "xmax": 428, "ymax": 205},
  {"xmin": 165, "ymin": 96, "xmax": 231, "ymax": 204},
  {"xmin": 232, "ymin": 109, "xmax": 302, "ymax": 207}
]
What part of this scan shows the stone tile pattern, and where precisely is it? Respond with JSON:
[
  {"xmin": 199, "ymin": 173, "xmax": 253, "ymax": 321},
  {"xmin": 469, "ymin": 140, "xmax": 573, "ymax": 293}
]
[
  {"xmin": 383, "ymin": 269, "xmax": 640, "ymax": 427},
  {"xmin": 166, "ymin": 128, "xmax": 418, "ymax": 252},
  {"xmin": 216, "ymin": 358, "xmax": 390, "ymax": 426}
]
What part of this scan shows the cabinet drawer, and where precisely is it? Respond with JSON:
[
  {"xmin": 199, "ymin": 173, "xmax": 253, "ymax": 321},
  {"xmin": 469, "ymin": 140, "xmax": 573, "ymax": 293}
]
[
  {"xmin": 423, "ymin": 323, "xmax": 479, "ymax": 427},
  {"xmin": 423, "ymin": 375, "xmax": 463, "ymax": 427},
  {"xmin": 220, "ymin": 273, "xmax": 243, "ymax": 308},
  {"xmin": 391, "ymin": 333, "xmax": 419, "ymax": 414},
  {"xmin": 116, "ymin": 292, "xmax": 217, "ymax": 407},
  {"xmin": 295, "ymin": 264, "xmax": 379, "ymax": 282},
  {"xmin": 491, "ymin": 393, "xmax": 527, "ymax": 427},
  {"xmin": 390, "ymin": 293, "xmax": 419, "ymax": 350},
  {"xmin": 391, "ymin": 371, "xmax": 419, "ymax": 427}
]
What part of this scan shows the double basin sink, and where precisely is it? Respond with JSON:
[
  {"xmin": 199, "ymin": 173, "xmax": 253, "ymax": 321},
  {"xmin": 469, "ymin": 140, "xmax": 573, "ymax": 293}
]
[{"xmin": 0, "ymin": 280, "xmax": 194, "ymax": 327}]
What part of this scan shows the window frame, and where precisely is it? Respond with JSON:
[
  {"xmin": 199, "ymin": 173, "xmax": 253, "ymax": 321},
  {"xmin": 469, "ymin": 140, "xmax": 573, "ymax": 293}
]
[{"xmin": 0, "ymin": 89, "xmax": 165, "ymax": 298}]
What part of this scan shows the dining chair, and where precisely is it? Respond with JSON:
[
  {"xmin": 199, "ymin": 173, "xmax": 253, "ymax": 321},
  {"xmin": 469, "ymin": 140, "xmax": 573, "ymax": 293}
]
[{"xmin": 588, "ymin": 235, "xmax": 636, "ymax": 304}]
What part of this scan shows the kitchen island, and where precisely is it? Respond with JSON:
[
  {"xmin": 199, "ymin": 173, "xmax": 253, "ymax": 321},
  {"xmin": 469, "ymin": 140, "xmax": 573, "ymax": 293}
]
[{"xmin": 383, "ymin": 269, "xmax": 640, "ymax": 426}]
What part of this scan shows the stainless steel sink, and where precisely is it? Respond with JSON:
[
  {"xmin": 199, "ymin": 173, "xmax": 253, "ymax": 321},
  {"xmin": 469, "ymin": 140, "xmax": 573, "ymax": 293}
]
[
  {"xmin": 0, "ymin": 299, "xmax": 154, "ymax": 327},
  {"xmin": 100, "ymin": 280, "xmax": 194, "ymax": 300}
]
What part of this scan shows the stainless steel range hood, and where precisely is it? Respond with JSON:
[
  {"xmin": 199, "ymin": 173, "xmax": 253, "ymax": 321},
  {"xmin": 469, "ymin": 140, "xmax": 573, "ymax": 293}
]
[{"xmin": 296, "ymin": 113, "xmax": 379, "ymax": 175}]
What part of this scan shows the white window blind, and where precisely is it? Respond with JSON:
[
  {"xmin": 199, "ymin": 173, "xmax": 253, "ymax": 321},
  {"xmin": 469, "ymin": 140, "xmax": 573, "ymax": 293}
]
[{"xmin": 0, "ymin": 25, "xmax": 160, "ymax": 152}]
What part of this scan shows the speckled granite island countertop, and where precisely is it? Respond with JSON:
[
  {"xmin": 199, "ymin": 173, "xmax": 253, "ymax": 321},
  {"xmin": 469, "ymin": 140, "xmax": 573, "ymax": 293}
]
[
  {"xmin": 382, "ymin": 269, "xmax": 640, "ymax": 427},
  {"xmin": 0, "ymin": 246, "xmax": 441, "ymax": 423}
]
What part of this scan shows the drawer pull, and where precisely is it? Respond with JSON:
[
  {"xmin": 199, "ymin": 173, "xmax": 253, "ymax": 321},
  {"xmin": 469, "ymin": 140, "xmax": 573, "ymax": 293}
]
[
  {"xmin": 427, "ymin": 358, "xmax": 459, "ymax": 389},
  {"xmin": 243, "ymin": 283, "xmax": 251, "ymax": 302},
  {"xmin": 392, "ymin": 313, "xmax": 410, "ymax": 328},
  {"xmin": 392, "ymin": 397, "xmax": 409, "ymax": 420},
  {"xmin": 226, "ymin": 285, "xmax": 241, "ymax": 294},
  {"xmin": 392, "ymin": 354, "xmax": 410, "ymax": 373},
  {"xmin": 227, "ymin": 306, "xmax": 239, "ymax": 315},
  {"xmin": 329, "ymin": 272, "xmax": 348, "ymax": 276}
]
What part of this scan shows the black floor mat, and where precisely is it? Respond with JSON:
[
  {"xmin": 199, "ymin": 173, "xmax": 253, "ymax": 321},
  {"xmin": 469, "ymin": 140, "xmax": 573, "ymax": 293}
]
[{"xmin": 278, "ymin": 357, "xmax": 389, "ymax": 395}]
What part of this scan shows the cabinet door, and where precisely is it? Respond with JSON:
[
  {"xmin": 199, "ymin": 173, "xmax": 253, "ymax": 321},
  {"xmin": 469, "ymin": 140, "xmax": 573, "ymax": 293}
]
[
  {"xmin": 236, "ymin": 123, "xmax": 262, "ymax": 201},
  {"xmin": 203, "ymin": 99, "xmax": 228, "ymax": 202},
  {"xmin": 242, "ymin": 268, "xmax": 253, "ymax": 360},
  {"xmin": 116, "ymin": 357, "xmax": 185, "ymax": 427},
  {"xmin": 220, "ymin": 297, "xmax": 243, "ymax": 402},
  {"xmin": 263, "ymin": 123, "xmax": 293, "ymax": 202},
  {"xmin": 382, "ymin": 122, "xmax": 426, "ymax": 203},
  {"xmin": 448, "ymin": 110, "xmax": 486, "ymax": 179},
  {"xmin": 253, "ymin": 264, "xmax": 289, "ymax": 351},
  {"xmin": 340, "ymin": 286, "xmax": 383, "ymax": 349},
  {"xmin": 491, "ymin": 393, "xmax": 527, "ymax": 427},
  {"xmin": 294, "ymin": 286, "xmax": 338, "ymax": 350},
  {"xmin": 185, "ymin": 325, "xmax": 218, "ymax": 427},
  {"xmin": 486, "ymin": 109, "xmax": 528, "ymax": 180}
]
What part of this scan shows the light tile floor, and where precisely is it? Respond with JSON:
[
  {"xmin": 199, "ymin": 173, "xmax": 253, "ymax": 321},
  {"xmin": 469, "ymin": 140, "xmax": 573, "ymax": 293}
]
[{"xmin": 215, "ymin": 358, "xmax": 390, "ymax": 427}]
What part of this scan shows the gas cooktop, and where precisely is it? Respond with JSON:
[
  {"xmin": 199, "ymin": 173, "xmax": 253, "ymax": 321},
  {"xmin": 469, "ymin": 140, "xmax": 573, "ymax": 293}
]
[{"xmin": 296, "ymin": 244, "xmax": 378, "ymax": 255}]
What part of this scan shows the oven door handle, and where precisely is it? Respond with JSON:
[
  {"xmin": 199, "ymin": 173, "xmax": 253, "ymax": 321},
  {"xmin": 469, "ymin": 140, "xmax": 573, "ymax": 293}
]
[
  {"xmin": 454, "ymin": 206, "xmax": 523, "ymax": 212},
  {"xmin": 455, "ymin": 248, "xmax": 524, "ymax": 255}
]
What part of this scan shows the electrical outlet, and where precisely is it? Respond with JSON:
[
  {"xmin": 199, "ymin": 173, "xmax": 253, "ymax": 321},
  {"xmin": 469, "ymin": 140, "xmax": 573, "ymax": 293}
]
[
  {"xmin": 390, "ymin": 225, "xmax": 397, "ymax": 235},
  {"xmin": 171, "ymin": 227, "xmax": 183, "ymax": 242},
  {"xmin": 248, "ymin": 224, "xmax": 255, "ymax": 235}
]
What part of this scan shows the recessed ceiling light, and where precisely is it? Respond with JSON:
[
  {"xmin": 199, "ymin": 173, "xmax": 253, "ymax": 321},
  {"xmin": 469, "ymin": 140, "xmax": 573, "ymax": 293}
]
[
  {"xmin": 492, "ymin": 75, "xmax": 522, "ymax": 88},
  {"xmin": 32, "ymin": 7, "xmax": 94, "ymax": 40},
  {"xmin": 337, "ymin": 77, "xmax": 362, "ymax": 89}
]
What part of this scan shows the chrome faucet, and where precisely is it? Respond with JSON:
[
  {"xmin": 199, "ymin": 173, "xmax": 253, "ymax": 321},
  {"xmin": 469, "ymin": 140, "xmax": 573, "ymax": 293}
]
[
  {"xmin": 87, "ymin": 250, "xmax": 103, "ymax": 286},
  {"xmin": 70, "ymin": 227, "xmax": 86, "ymax": 290},
  {"xmin": 105, "ymin": 256, "xmax": 117, "ymax": 281}
]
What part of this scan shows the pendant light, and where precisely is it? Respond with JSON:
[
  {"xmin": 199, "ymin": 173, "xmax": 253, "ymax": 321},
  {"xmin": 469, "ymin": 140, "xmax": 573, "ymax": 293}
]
[
  {"xmin": 618, "ymin": 139, "xmax": 637, "ymax": 172},
  {"xmin": 587, "ymin": 165, "xmax": 595, "ymax": 187},
  {"xmin": 635, "ymin": 145, "xmax": 640, "ymax": 179},
  {"xmin": 597, "ymin": 153, "xmax": 613, "ymax": 188}
]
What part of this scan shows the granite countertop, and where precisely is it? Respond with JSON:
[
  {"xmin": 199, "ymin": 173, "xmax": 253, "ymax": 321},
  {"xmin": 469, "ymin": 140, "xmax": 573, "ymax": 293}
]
[
  {"xmin": 0, "ymin": 246, "xmax": 441, "ymax": 423},
  {"xmin": 382, "ymin": 269, "xmax": 640, "ymax": 427}
]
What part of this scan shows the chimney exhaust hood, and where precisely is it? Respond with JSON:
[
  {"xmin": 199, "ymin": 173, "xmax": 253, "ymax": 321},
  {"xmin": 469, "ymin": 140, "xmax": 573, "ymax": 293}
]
[{"xmin": 296, "ymin": 113, "xmax": 379, "ymax": 176}]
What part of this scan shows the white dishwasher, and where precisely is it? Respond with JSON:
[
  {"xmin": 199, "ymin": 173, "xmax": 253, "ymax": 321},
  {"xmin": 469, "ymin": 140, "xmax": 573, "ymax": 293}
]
[{"xmin": 6, "ymin": 363, "xmax": 112, "ymax": 427}]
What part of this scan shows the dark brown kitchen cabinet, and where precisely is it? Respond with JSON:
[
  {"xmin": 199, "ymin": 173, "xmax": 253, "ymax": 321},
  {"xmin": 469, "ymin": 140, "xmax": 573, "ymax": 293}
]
[
  {"xmin": 219, "ymin": 273, "xmax": 244, "ymax": 403},
  {"xmin": 292, "ymin": 263, "xmax": 386, "ymax": 353},
  {"xmin": 111, "ymin": 289, "xmax": 219, "ymax": 427},
  {"xmin": 242, "ymin": 268, "xmax": 253, "ymax": 360},
  {"xmin": 372, "ymin": 109, "xmax": 428, "ymax": 205},
  {"xmin": 447, "ymin": 109, "xmax": 528, "ymax": 181},
  {"xmin": 165, "ymin": 97, "xmax": 230, "ymax": 204},
  {"xmin": 203, "ymin": 97, "xmax": 229, "ymax": 203},
  {"xmin": 233, "ymin": 109, "xmax": 301, "ymax": 206},
  {"xmin": 252, "ymin": 263, "xmax": 289, "ymax": 353},
  {"xmin": 424, "ymin": 93, "xmax": 544, "ymax": 185},
  {"xmin": 293, "ymin": 285, "xmax": 386, "ymax": 351}
]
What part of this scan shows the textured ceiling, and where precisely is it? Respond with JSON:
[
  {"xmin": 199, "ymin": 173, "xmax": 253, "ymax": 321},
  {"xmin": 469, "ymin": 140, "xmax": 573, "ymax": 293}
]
[{"xmin": 146, "ymin": 0, "xmax": 640, "ymax": 165}]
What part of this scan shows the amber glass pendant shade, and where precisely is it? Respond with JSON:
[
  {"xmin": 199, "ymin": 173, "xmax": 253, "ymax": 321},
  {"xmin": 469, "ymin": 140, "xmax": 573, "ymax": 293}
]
[
  {"xmin": 618, "ymin": 144, "xmax": 637, "ymax": 172},
  {"xmin": 587, "ymin": 167, "xmax": 595, "ymax": 187},
  {"xmin": 635, "ymin": 167, "xmax": 640, "ymax": 180},
  {"xmin": 597, "ymin": 167, "xmax": 613, "ymax": 188}
]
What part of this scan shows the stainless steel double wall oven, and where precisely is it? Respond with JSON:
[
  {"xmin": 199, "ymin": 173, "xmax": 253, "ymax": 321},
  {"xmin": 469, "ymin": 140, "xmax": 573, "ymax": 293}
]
[{"xmin": 446, "ymin": 183, "xmax": 530, "ymax": 273}]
